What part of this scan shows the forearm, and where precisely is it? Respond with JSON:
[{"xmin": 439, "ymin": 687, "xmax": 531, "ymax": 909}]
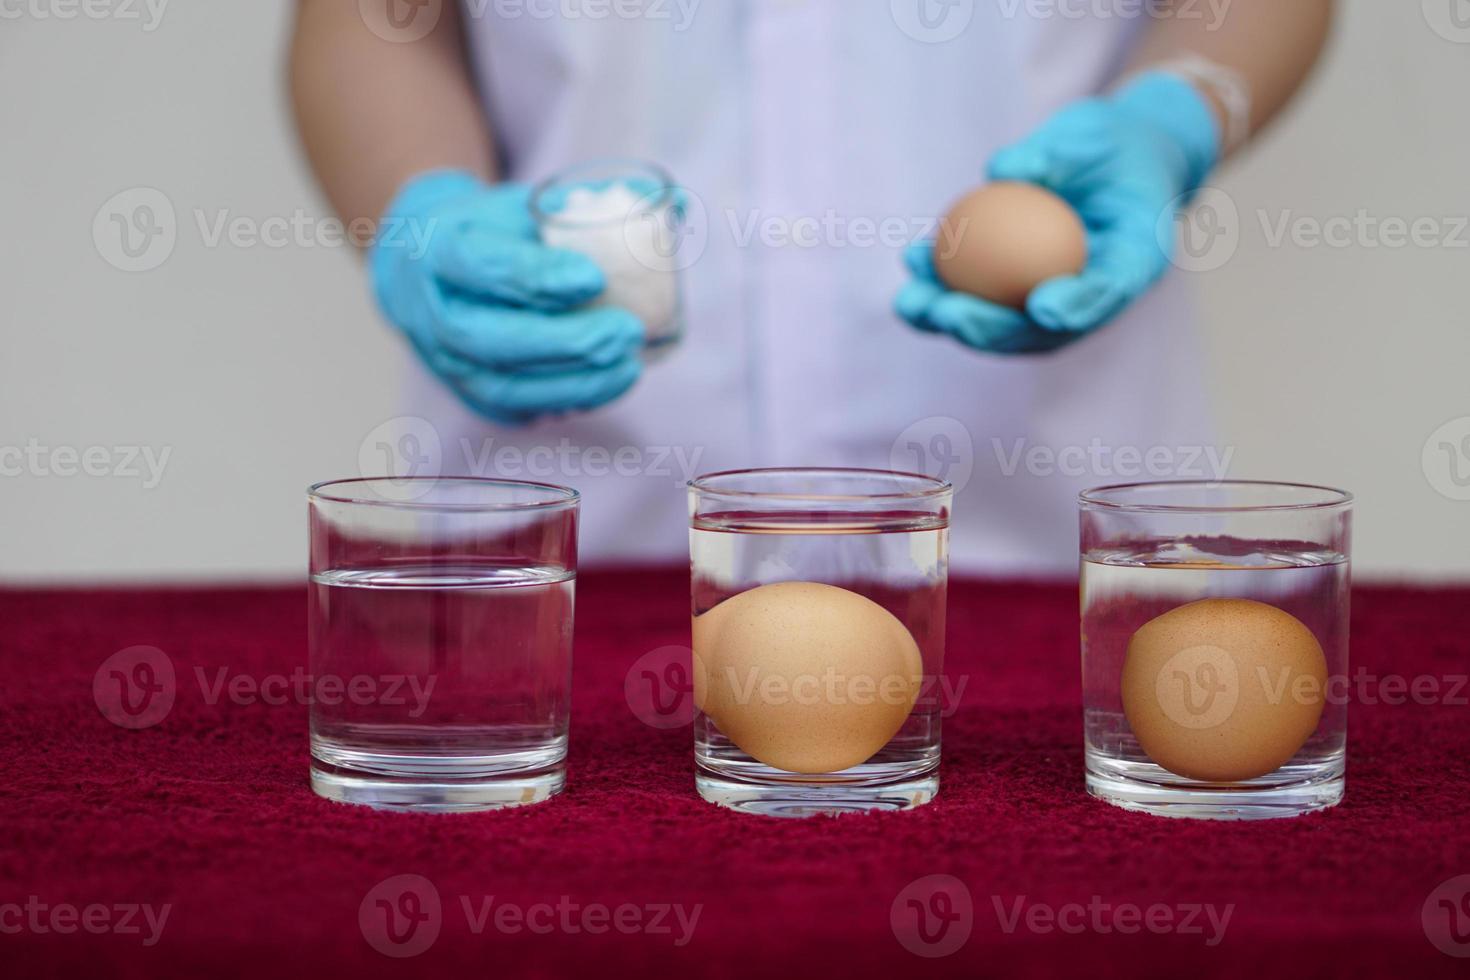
[
  {"xmin": 288, "ymin": 0, "xmax": 496, "ymax": 235},
  {"xmin": 1126, "ymin": 0, "xmax": 1335, "ymax": 155}
]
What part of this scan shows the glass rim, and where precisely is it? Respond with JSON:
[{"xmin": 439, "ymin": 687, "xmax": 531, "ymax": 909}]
[
  {"xmin": 307, "ymin": 477, "xmax": 580, "ymax": 512},
  {"xmin": 1079, "ymin": 480, "xmax": 1353, "ymax": 514},
  {"xmin": 688, "ymin": 467, "xmax": 952, "ymax": 502},
  {"xmin": 529, "ymin": 157, "xmax": 678, "ymax": 229}
]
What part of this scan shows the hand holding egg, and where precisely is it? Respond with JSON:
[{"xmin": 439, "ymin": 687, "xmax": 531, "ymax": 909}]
[
  {"xmin": 894, "ymin": 181, "xmax": 1090, "ymax": 355},
  {"xmin": 897, "ymin": 73, "xmax": 1221, "ymax": 350}
]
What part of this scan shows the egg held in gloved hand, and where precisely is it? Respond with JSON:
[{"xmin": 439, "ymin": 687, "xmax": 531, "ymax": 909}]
[
  {"xmin": 898, "ymin": 72, "xmax": 1221, "ymax": 351},
  {"xmin": 932, "ymin": 181, "xmax": 1088, "ymax": 310}
]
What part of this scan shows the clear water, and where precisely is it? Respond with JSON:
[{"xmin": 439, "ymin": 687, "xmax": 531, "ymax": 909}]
[
  {"xmin": 689, "ymin": 510, "xmax": 947, "ymax": 815},
  {"xmin": 1081, "ymin": 538, "xmax": 1348, "ymax": 819},
  {"xmin": 308, "ymin": 563, "xmax": 574, "ymax": 811}
]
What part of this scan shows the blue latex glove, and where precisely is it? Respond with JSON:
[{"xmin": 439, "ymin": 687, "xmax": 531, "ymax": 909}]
[
  {"xmin": 371, "ymin": 170, "xmax": 645, "ymax": 426},
  {"xmin": 897, "ymin": 71, "xmax": 1221, "ymax": 354}
]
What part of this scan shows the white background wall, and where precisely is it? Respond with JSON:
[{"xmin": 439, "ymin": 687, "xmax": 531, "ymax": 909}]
[{"xmin": 2, "ymin": 2, "xmax": 1467, "ymax": 581}]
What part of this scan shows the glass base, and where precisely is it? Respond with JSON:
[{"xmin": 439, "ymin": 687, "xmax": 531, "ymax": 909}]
[
  {"xmin": 310, "ymin": 736, "xmax": 566, "ymax": 813},
  {"xmin": 1086, "ymin": 752, "xmax": 1344, "ymax": 821},
  {"xmin": 311, "ymin": 764, "xmax": 564, "ymax": 812},
  {"xmin": 695, "ymin": 760, "xmax": 939, "ymax": 818}
]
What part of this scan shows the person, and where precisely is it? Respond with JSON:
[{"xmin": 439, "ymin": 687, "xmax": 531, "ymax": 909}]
[{"xmin": 289, "ymin": 0, "xmax": 1334, "ymax": 573}]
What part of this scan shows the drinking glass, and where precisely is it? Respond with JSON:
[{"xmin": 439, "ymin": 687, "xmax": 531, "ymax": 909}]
[
  {"xmin": 1080, "ymin": 480, "xmax": 1352, "ymax": 819},
  {"xmin": 308, "ymin": 477, "xmax": 578, "ymax": 812},
  {"xmin": 689, "ymin": 468, "xmax": 951, "ymax": 817},
  {"xmin": 531, "ymin": 158, "xmax": 685, "ymax": 357}
]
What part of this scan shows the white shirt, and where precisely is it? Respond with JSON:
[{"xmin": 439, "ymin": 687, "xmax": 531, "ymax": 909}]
[{"xmin": 412, "ymin": 0, "xmax": 1215, "ymax": 575}]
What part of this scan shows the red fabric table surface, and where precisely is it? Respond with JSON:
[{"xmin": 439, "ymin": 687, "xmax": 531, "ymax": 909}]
[{"xmin": 3, "ymin": 570, "xmax": 1468, "ymax": 979}]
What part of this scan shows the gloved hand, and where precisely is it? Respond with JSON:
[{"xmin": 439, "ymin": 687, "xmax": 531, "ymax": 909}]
[
  {"xmin": 371, "ymin": 170, "xmax": 645, "ymax": 425},
  {"xmin": 897, "ymin": 71, "xmax": 1221, "ymax": 354}
]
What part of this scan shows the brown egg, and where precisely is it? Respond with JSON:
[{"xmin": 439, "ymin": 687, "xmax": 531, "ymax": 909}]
[
  {"xmin": 932, "ymin": 181, "xmax": 1087, "ymax": 309},
  {"xmin": 692, "ymin": 582, "xmax": 923, "ymax": 774},
  {"xmin": 1121, "ymin": 598, "xmax": 1328, "ymax": 783}
]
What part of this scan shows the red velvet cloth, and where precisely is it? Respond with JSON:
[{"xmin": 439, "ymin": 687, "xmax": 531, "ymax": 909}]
[{"xmin": 4, "ymin": 571, "xmax": 1468, "ymax": 978}]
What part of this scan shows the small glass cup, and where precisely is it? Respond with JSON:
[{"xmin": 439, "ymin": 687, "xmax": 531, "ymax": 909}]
[
  {"xmin": 531, "ymin": 158, "xmax": 686, "ymax": 358},
  {"xmin": 689, "ymin": 468, "xmax": 951, "ymax": 817},
  {"xmin": 1079, "ymin": 481, "xmax": 1352, "ymax": 820},
  {"xmin": 308, "ymin": 477, "xmax": 578, "ymax": 812}
]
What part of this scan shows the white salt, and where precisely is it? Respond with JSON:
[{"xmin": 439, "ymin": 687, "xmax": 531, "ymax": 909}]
[{"xmin": 540, "ymin": 182, "xmax": 683, "ymax": 350}]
